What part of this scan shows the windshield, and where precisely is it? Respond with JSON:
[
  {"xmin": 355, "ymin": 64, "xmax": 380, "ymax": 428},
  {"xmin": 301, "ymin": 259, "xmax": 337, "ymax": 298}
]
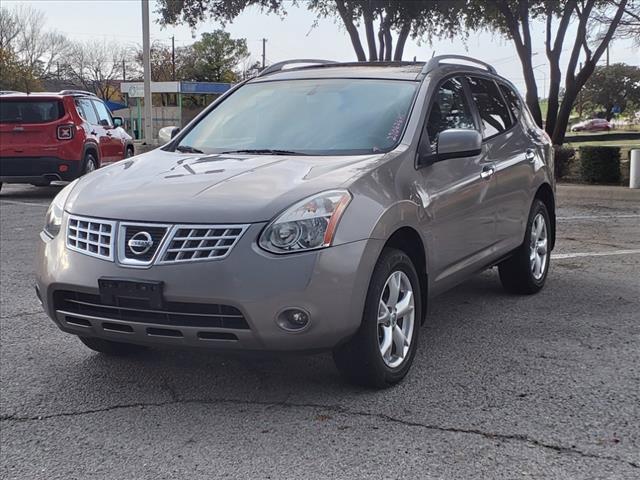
[
  {"xmin": 176, "ymin": 79, "xmax": 418, "ymax": 155},
  {"xmin": 0, "ymin": 99, "xmax": 64, "ymax": 124}
]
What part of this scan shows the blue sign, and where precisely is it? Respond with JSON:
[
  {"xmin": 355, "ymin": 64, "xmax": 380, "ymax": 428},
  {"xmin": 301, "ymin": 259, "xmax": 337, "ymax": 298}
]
[
  {"xmin": 180, "ymin": 82, "xmax": 232, "ymax": 95},
  {"xmin": 612, "ymin": 105, "xmax": 621, "ymax": 114}
]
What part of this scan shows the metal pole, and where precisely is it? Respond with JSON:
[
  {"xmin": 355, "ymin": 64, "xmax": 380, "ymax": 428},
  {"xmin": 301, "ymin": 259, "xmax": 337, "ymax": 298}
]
[
  {"xmin": 262, "ymin": 38, "xmax": 267, "ymax": 69},
  {"xmin": 171, "ymin": 35, "xmax": 176, "ymax": 81},
  {"xmin": 630, "ymin": 149, "xmax": 640, "ymax": 189},
  {"xmin": 137, "ymin": 98, "xmax": 142, "ymax": 140},
  {"xmin": 122, "ymin": 59, "xmax": 126, "ymax": 81},
  {"xmin": 141, "ymin": 0, "xmax": 153, "ymax": 143}
]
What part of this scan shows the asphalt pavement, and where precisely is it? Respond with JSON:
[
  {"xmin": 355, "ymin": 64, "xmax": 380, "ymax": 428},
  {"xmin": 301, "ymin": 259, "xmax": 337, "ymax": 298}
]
[{"xmin": 1, "ymin": 182, "xmax": 639, "ymax": 479}]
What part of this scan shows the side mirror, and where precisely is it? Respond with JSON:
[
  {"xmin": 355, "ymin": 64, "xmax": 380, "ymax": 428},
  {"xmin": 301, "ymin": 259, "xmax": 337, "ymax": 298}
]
[
  {"xmin": 418, "ymin": 129, "xmax": 482, "ymax": 167},
  {"xmin": 437, "ymin": 129, "xmax": 482, "ymax": 160},
  {"xmin": 158, "ymin": 126, "xmax": 180, "ymax": 145},
  {"xmin": 113, "ymin": 116, "xmax": 124, "ymax": 128}
]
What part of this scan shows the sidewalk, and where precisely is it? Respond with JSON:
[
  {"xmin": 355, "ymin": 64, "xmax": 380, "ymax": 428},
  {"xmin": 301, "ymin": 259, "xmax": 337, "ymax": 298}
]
[{"xmin": 557, "ymin": 183, "xmax": 640, "ymax": 202}]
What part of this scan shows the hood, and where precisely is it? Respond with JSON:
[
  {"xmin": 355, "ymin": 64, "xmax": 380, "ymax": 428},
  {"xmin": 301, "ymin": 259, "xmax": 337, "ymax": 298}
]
[{"xmin": 66, "ymin": 148, "xmax": 386, "ymax": 223}]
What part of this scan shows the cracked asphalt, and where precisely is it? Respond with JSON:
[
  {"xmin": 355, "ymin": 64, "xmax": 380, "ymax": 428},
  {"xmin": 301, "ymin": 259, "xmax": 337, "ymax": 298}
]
[{"xmin": 1, "ymin": 183, "xmax": 639, "ymax": 479}]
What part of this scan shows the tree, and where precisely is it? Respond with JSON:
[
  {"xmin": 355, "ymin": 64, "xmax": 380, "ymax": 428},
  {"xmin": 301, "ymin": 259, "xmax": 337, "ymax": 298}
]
[
  {"xmin": 63, "ymin": 40, "xmax": 132, "ymax": 99},
  {"xmin": 596, "ymin": 0, "xmax": 640, "ymax": 46},
  {"xmin": 155, "ymin": 0, "xmax": 467, "ymax": 63},
  {"xmin": 180, "ymin": 30, "xmax": 249, "ymax": 82},
  {"xmin": 581, "ymin": 63, "xmax": 640, "ymax": 119},
  {"xmin": 466, "ymin": 0, "xmax": 630, "ymax": 145},
  {"xmin": 0, "ymin": 4, "xmax": 70, "ymax": 90}
]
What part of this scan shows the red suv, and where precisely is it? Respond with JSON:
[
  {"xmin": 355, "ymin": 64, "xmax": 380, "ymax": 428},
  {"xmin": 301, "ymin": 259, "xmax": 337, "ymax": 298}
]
[{"xmin": 0, "ymin": 90, "xmax": 134, "ymax": 190}]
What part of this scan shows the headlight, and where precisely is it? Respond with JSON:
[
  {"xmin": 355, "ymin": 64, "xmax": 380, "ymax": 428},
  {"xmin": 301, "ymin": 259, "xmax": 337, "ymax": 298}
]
[
  {"xmin": 259, "ymin": 190, "xmax": 352, "ymax": 254},
  {"xmin": 43, "ymin": 180, "xmax": 78, "ymax": 238}
]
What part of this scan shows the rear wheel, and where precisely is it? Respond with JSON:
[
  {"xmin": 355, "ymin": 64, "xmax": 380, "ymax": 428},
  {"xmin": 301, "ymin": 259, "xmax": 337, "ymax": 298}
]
[
  {"xmin": 333, "ymin": 247, "xmax": 421, "ymax": 388},
  {"xmin": 79, "ymin": 336, "xmax": 146, "ymax": 355},
  {"xmin": 125, "ymin": 146, "xmax": 134, "ymax": 158},
  {"xmin": 82, "ymin": 152, "xmax": 98, "ymax": 175},
  {"xmin": 498, "ymin": 199, "xmax": 551, "ymax": 294}
]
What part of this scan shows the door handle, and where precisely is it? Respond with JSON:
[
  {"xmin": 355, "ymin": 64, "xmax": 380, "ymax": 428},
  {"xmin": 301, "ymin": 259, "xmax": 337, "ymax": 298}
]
[
  {"xmin": 480, "ymin": 166, "xmax": 495, "ymax": 179},
  {"xmin": 525, "ymin": 148, "xmax": 536, "ymax": 162},
  {"xmin": 106, "ymin": 131, "xmax": 113, "ymax": 137}
]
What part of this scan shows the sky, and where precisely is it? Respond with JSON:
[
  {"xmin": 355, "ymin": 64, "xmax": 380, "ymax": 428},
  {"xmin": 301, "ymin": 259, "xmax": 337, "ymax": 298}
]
[{"xmin": 7, "ymin": 0, "xmax": 640, "ymax": 94}]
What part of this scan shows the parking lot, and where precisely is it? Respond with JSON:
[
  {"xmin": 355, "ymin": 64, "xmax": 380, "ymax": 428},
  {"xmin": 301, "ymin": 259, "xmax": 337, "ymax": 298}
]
[{"xmin": 1, "ymin": 183, "xmax": 639, "ymax": 479}]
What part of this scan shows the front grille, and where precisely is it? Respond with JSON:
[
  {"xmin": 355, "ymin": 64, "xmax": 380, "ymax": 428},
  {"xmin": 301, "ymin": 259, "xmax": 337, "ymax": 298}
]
[
  {"xmin": 158, "ymin": 225, "xmax": 248, "ymax": 264},
  {"xmin": 67, "ymin": 216, "xmax": 116, "ymax": 260},
  {"xmin": 54, "ymin": 290, "xmax": 250, "ymax": 329},
  {"xmin": 65, "ymin": 216, "xmax": 247, "ymax": 266},
  {"xmin": 120, "ymin": 223, "xmax": 168, "ymax": 263}
]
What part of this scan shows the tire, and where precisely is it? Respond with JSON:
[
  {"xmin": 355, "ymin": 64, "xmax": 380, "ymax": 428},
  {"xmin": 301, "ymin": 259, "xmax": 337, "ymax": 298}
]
[
  {"xmin": 79, "ymin": 336, "xmax": 146, "ymax": 355},
  {"xmin": 82, "ymin": 152, "xmax": 98, "ymax": 175},
  {"xmin": 499, "ymin": 199, "xmax": 551, "ymax": 294},
  {"xmin": 125, "ymin": 146, "xmax": 134, "ymax": 158},
  {"xmin": 333, "ymin": 247, "xmax": 422, "ymax": 388}
]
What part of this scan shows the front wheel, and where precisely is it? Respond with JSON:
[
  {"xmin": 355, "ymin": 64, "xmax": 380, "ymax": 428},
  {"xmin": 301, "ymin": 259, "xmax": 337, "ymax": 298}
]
[
  {"xmin": 333, "ymin": 247, "xmax": 422, "ymax": 388},
  {"xmin": 498, "ymin": 199, "xmax": 551, "ymax": 294}
]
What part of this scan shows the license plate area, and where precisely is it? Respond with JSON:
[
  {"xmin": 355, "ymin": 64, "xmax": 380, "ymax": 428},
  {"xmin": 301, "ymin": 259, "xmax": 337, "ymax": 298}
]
[{"xmin": 98, "ymin": 278, "xmax": 164, "ymax": 310}]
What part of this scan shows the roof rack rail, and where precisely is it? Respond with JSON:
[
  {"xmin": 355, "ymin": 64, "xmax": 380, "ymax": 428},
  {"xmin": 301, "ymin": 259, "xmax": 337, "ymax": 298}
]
[
  {"xmin": 58, "ymin": 89, "xmax": 98, "ymax": 97},
  {"xmin": 422, "ymin": 55, "xmax": 497, "ymax": 75},
  {"xmin": 258, "ymin": 59, "xmax": 338, "ymax": 77}
]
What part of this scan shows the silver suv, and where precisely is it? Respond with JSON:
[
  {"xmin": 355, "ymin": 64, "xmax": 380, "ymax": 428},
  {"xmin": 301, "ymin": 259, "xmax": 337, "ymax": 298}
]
[{"xmin": 36, "ymin": 56, "xmax": 555, "ymax": 388}]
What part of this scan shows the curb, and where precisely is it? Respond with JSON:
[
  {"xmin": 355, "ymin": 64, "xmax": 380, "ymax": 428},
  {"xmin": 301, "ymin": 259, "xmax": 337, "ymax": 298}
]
[{"xmin": 557, "ymin": 183, "xmax": 640, "ymax": 202}]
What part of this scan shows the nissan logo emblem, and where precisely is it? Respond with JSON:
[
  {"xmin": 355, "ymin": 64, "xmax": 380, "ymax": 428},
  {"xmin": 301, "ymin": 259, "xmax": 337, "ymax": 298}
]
[{"xmin": 128, "ymin": 231, "xmax": 154, "ymax": 255}]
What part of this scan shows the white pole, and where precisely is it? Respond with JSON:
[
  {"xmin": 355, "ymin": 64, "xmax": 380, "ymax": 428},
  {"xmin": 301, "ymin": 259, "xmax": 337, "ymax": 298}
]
[
  {"xmin": 141, "ymin": 0, "xmax": 153, "ymax": 144},
  {"xmin": 630, "ymin": 149, "xmax": 640, "ymax": 189}
]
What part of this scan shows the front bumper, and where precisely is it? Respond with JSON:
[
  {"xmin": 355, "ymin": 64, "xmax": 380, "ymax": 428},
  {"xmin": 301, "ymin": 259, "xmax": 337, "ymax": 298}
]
[
  {"xmin": 36, "ymin": 222, "xmax": 383, "ymax": 352},
  {"xmin": 0, "ymin": 156, "xmax": 81, "ymax": 183}
]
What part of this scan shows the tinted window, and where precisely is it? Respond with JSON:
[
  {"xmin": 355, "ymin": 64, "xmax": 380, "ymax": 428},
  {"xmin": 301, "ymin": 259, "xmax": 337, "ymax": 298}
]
[
  {"xmin": 499, "ymin": 83, "xmax": 522, "ymax": 119},
  {"xmin": 467, "ymin": 77, "xmax": 513, "ymax": 138},
  {"xmin": 177, "ymin": 79, "xmax": 418, "ymax": 155},
  {"xmin": 0, "ymin": 100, "xmax": 64, "ymax": 123},
  {"xmin": 92, "ymin": 100, "xmax": 113, "ymax": 127},
  {"xmin": 76, "ymin": 98, "xmax": 99, "ymax": 124},
  {"xmin": 426, "ymin": 77, "xmax": 475, "ymax": 149}
]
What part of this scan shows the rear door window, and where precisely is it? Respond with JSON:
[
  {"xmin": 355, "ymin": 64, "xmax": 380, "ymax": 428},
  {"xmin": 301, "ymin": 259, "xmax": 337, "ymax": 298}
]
[
  {"xmin": 466, "ymin": 77, "xmax": 513, "ymax": 138},
  {"xmin": 76, "ymin": 98, "xmax": 99, "ymax": 125},
  {"xmin": 92, "ymin": 100, "xmax": 113, "ymax": 127},
  {"xmin": 0, "ymin": 100, "xmax": 64, "ymax": 123}
]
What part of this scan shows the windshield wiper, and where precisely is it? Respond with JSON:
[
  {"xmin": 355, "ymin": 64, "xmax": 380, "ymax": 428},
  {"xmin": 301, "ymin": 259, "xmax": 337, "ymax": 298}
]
[
  {"xmin": 175, "ymin": 145, "xmax": 204, "ymax": 154},
  {"xmin": 220, "ymin": 149, "xmax": 308, "ymax": 156}
]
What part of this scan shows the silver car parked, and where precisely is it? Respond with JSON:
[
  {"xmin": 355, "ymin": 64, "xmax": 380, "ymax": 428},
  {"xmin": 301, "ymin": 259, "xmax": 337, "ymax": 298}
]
[{"xmin": 36, "ymin": 56, "xmax": 555, "ymax": 388}]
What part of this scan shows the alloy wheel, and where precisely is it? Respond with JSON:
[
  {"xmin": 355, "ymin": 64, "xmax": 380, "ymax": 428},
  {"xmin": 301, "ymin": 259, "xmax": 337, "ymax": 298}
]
[
  {"xmin": 530, "ymin": 213, "xmax": 548, "ymax": 280},
  {"xmin": 377, "ymin": 270, "xmax": 415, "ymax": 368}
]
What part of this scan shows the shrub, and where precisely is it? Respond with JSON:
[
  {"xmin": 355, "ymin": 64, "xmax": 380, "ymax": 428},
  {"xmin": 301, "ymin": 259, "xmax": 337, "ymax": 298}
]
[
  {"xmin": 553, "ymin": 145, "xmax": 575, "ymax": 179},
  {"xmin": 579, "ymin": 146, "xmax": 621, "ymax": 184}
]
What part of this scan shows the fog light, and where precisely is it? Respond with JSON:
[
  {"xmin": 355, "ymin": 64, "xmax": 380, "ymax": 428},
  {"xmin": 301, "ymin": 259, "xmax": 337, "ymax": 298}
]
[
  {"xmin": 58, "ymin": 164, "xmax": 69, "ymax": 172},
  {"xmin": 276, "ymin": 308, "xmax": 310, "ymax": 332}
]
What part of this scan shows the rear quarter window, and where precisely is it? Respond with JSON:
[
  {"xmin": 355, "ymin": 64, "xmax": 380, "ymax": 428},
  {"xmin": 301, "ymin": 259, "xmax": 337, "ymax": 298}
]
[
  {"xmin": 499, "ymin": 83, "xmax": 523, "ymax": 120},
  {"xmin": 0, "ymin": 100, "xmax": 64, "ymax": 123},
  {"xmin": 76, "ymin": 98, "xmax": 99, "ymax": 125}
]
